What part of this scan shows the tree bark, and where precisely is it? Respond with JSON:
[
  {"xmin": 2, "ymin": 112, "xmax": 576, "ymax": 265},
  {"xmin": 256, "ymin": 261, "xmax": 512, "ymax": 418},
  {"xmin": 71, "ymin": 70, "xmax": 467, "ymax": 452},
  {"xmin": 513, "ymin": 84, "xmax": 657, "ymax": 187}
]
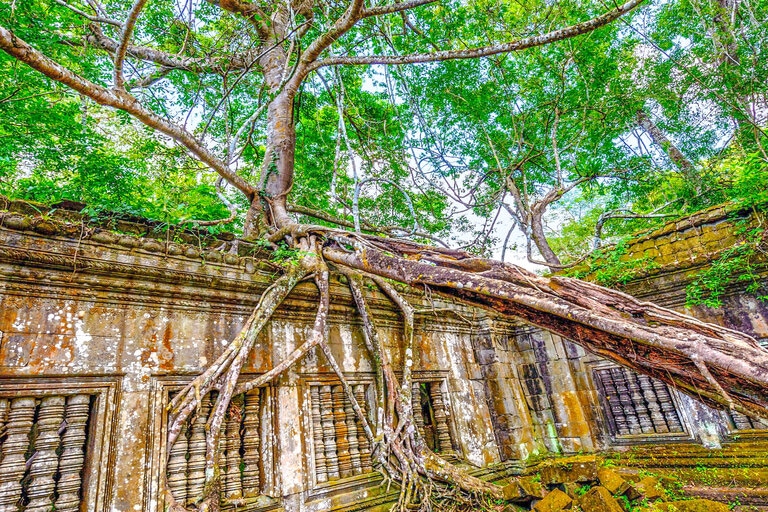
[
  {"xmin": 324, "ymin": 240, "xmax": 768, "ymax": 422},
  {"xmin": 636, "ymin": 109, "xmax": 697, "ymax": 180},
  {"xmin": 529, "ymin": 208, "xmax": 562, "ymax": 267}
]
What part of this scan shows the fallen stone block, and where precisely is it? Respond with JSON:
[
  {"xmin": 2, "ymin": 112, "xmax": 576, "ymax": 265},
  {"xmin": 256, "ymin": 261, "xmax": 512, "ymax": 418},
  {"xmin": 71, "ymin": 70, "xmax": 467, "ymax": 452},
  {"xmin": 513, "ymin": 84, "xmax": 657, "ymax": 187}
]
[
  {"xmin": 533, "ymin": 489, "xmax": 573, "ymax": 512},
  {"xmin": 598, "ymin": 468, "xmax": 631, "ymax": 496},
  {"xmin": 539, "ymin": 456, "xmax": 598, "ymax": 485},
  {"xmin": 502, "ymin": 476, "xmax": 546, "ymax": 503},
  {"xmin": 632, "ymin": 476, "xmax": 665, "ymax": 501},
  {"xmin": 562, "ymin": 482, "xmax": 583, "ymax": 499},
  {"xmin": 579, "ymin": 486, "xmax": 625, "ymax": 512},
  {"xmin": 655, "ymin": 499, "xmax": 731, "ymax": 512}
]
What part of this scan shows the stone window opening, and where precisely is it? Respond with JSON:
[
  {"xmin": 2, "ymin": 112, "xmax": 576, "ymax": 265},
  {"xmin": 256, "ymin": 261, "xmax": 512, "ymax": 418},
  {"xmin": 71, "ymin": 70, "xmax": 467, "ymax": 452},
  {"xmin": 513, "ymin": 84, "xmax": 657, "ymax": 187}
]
[
  {"xmin": 411, "ymin": 381, "xmax": 455, "ymax": 456},
  {"xmin": 724, "ymin": 410, "xmax": 768, "ymax": 432},
  {"xmin": 166, "ymin": 387, "xmax": 267, "ymax": 508},
  {"xmin": 0, "ymin": 393, "xmax": 95, "ymax": 512},
  {"xmin": 309, "ymin": 383, "xmax": 374, "ymax": 485},
  {"xmin": 593, "ymin": 367, "xmax": 685, "ymax": 440}
]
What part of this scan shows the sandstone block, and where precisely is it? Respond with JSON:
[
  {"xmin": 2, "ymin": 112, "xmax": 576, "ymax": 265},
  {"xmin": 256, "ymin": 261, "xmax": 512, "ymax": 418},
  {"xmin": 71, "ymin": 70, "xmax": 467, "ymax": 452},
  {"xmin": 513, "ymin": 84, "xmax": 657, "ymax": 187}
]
[
  {"xmin": 540, "ymin": 456, "xmax": 598, "ymax": 485},
  {"xmin": 579, "ymin": 486, "xmax": 624, "ymax": 512},
  {"xmin": 502, "ymin": 476, "xmax": 545, "ymax": 502},
  {"xmin": 656, "ymin": 499, "xmax": 730, "ymax": 512},
  {"xmin": 533, "ymin": 489, "xmax": 572, "ymax": 511},
  {"xmin": 597, "ymin": 468, "xmax": 630, "ymax": 495},
  {"xmin": 632, "ymin": 476, "xmax": 665, "ymax": 501}
]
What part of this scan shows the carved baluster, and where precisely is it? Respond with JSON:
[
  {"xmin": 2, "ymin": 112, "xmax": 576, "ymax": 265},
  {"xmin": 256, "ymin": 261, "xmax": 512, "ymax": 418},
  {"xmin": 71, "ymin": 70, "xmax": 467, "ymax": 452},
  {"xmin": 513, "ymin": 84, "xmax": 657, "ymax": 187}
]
[
  {"xmin": 186, "ymin": 394, "xmax": 211, "ymax": 501},
  {"xmin": 343, "ymin": 387, "xmax": 361, "ymax": 475},
  {"xmin": 332, "ymin": 386, "xmax": 352, "ymax": 478},
  {"xmin": 166, "ymin": 420, "xmax": 189, "ymax": 504},
  {"xmin": 600, "ymin": 370, "xmax": 630, "ymax": 436},
  {"xmin": 310, "ymin": 386, "xmax": 327, "ymax": 483},
  {"xmin": 224, "ymin": 395, "xmax": 244, "ymax": 500},
  {"xmin": 638, "ymin": 375, "xmax": 668, "ymax": 433},
  {"xmin": 627, "ymin": 373, "xmax": 653, "ymax": 434},
  {"xmin": 54, "ymin": 394, "xmax": 91, "ymax": 512},
  {"xmin": 0, "ymin": 399, "xmax": 8, "ymax": 458},
  {"xmin": 730, "ymin": 411, "xmax": 754, "ymax": 430},
  {"xmin": 241, "ymin": 389, "xmax": 261, "ymax": 496},
  {"xmin": 26, "ymin": 396, "xmax": 66, "ymax": 512},
  {"xmin": 429, "ymin": 383, "xmax": 454, "ymax": 454},
  {"xmin": 0, "ymin": 396, "xmax": 36, "ymax": 511},
  {"xmin": 354, "ymin": 385, "xmax": 372, "ymax": 473},
  {"xmin": 320, "ymin": 385, "xmax": 339, "ymax": 480},
  {"xmin": 611, "ymin": 368, "xmax": 641, "ymax": 434},
  {"xmin": 651, "ymin": 380, "xmax": 684, "ymax": 432},
  {"xmin": 412, "ymin": 383, "xmax": 425, "ymax": 437}
]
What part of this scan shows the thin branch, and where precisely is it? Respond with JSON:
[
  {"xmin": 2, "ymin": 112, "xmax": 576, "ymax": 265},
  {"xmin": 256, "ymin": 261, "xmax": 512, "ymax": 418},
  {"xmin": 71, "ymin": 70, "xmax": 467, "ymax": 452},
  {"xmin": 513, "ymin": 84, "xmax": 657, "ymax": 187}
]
[
  {"xmin": 362, "ymin": 0, "xmax": 437, "ymax": 18},
  {"xmin": 310, "ymin": 0, "xmax": 645, "ymax": 70},
  {"xmin": 592, "ymin": 210, "xmax": 678, "ymax": 250},
  {"xmin": 114, "ymin": 0, "xmax": 149, "ymax": 89},
  {"xmin": 0, "ymin": 26, "xmax": 256, "ymax": 197},
  {"xmin": 191, "ymin": 178, "xmax": 239, "ymax": 227},
  {"xmin": 52, "ymin": 0, "xmax": 121, "ymax": 26},
  {"xmin": 353, "ymin": 178, "xmax": 420, "ymax": 236}
]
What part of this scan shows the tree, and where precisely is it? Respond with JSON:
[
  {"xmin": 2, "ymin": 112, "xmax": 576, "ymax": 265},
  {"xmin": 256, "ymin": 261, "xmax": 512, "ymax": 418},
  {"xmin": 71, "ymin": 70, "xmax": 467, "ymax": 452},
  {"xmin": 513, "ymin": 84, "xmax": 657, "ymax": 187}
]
[
  {"xmin": 394, "ymin": 23, "xmax": 647, "ymax": 267},
  {"xmin": 1, "ymin": 1, "xmax": 767, "ymax": 510}
]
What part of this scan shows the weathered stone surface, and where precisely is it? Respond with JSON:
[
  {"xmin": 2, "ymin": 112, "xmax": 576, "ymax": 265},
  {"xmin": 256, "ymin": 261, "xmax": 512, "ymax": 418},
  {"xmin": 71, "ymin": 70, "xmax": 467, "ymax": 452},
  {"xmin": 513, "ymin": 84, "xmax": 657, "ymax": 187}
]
[
  {"xmin": 539, "ymin": 456, "xmax": 598, "ymax": 485},
  {"xmin": 656, "ymin": 499, "xmax": 730, "ymax": 512},
  {"xmin": 502, "ymin": 476, "xmax": 545, "ymax": 502},
  {"xmin": 598, "ymin": 468, "xmax": 630, "ymax": 496},
  {"xmin": 633, "ymin": 476, "xmax": 665, "ymax": 501},
  {"xmin": 533, "ymin": 489, "xmax": 572, "ymax": 511},
  {"xmin": 579, "ymin": 486, "xmax": 624, "ymax": 512}
]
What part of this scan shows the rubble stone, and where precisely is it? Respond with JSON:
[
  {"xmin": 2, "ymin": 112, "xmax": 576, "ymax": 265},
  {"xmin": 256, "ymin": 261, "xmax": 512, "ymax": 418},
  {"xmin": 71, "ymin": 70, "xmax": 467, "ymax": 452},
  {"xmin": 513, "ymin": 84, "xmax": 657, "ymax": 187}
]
[
  {"xmin": 598, "ymin": 468, "xmax": 631, "ymax": 496},
  {"xmin": 533, "ymin": 489, "xmax": 572, "ymax": 511},
  {"xmin": 539, "ymin": 456, "xmax": 598, "ymax": 485},
  {"xmin": 633, "ymin": 476, "xmax": 665, "ymax": 501},
  {"xmin": 578, "ymin": 486, "xmax": 624, "ymax": 512}
]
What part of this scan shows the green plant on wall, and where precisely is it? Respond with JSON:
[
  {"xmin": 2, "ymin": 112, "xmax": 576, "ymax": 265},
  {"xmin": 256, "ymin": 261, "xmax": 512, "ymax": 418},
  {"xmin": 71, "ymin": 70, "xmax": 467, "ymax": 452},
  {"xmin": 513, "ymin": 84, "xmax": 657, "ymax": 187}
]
[
  {"xmin": 686, "ymin": 219, "xmax": 767, "ymax": 308},
  {"xmin": 565, "ymin": 240, "xmax": 659, "ymax": 288}
]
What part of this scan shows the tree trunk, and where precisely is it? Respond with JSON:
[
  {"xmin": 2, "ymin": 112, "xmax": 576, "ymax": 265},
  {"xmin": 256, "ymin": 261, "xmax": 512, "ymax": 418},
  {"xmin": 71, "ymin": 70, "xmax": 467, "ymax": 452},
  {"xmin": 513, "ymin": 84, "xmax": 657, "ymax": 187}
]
[
  {"xmin": 529, "ymin": 209, "xmax": 562, "ymax": 267},
  {"xmin": 636, "ymin": 109, "xmax": 698, "ymax": 182},
  {"xmin": 263, "ymin": 92, "xmax": 296, "ymax": 228},
  {"xmin": 324, "ymin": 240, "xmax": 768, "ymax": 422}
]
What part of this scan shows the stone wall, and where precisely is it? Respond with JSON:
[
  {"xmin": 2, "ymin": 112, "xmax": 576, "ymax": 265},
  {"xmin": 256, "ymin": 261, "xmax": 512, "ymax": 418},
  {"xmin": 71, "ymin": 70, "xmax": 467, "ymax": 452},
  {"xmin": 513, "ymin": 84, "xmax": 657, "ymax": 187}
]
[
  {"xmin": 573, "ymin": 204, "xmax": 768, "ymax": 448},
  {"xmin": 0, "ymin": 200, "xmax": 765, "ymax": 511},
  {"xmin": 594, "ymin": 204, "xmax": 768, "ymax": 340},
  {"xmin": 0, "ymin": 202, "xmax": 605, "ymax": 511}
]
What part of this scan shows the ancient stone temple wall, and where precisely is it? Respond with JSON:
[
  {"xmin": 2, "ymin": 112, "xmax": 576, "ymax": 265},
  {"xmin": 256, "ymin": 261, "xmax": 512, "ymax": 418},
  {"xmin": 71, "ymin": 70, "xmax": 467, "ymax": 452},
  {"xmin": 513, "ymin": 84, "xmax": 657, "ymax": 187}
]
[
  {"xmin": 566, "ymin": 204, "xmax": 768, "ymax": 449},
  {"xmin": 0, "ymin": 204, "xmax": 513, "ymax": 511},
  {"xmin": 0, "ymin": 200, "xmax": 765, "ymax": 511}
]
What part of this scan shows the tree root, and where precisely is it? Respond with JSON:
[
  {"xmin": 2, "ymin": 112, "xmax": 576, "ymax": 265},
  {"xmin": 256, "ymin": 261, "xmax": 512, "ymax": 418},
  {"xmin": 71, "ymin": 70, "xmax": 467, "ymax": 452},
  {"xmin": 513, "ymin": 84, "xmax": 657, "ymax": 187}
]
[
  {"xmin": 340, "ymin": 265, "xmax": 508, "ymax": 511},
  {"xmin": 163, "ymin": 237, "xmax": 327, "ymax": 511},
  {"xmin": 159, "ymin": 223, "xmax": 768, "ymax": 512}
]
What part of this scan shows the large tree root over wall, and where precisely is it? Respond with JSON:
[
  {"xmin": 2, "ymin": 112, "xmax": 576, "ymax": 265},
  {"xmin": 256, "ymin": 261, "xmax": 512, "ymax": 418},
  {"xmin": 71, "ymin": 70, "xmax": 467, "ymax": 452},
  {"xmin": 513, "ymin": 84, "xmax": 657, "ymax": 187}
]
[{"xmin": 162, "ymin": 228, "xmax": 768, "ymax": 511}]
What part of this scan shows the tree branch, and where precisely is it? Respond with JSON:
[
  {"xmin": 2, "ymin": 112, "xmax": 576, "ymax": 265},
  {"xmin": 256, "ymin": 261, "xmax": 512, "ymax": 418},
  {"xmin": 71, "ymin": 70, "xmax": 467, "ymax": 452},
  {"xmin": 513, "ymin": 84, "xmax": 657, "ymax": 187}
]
[
  {"xmin": 52, "ymin": 0, "xmax": 121, "ymax": 26},
  {"xmin": 85, "ymin": 24, "xmax": 253, "ymax": 74},
  {"xmin": 310, "ymin": 0, "xmax": 645, "ymax": 70},
  {"xmin": 0, "ymin": 26, "xmax": 257, "ymax": 197},
  {"xmin": 113, "ymin": 0, "xmax": 148, "ymax": 89},
  {"xmin": 362, "ymin": 0, "xmax": 437, "ymax": 18}
]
